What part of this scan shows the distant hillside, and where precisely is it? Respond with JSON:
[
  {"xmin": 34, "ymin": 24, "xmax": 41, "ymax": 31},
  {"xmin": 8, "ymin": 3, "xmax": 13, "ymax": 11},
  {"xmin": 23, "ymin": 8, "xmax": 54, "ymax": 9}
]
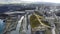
[{"xmin": 0, "ymin": 2, "xmax": 60, "ymax": 13}]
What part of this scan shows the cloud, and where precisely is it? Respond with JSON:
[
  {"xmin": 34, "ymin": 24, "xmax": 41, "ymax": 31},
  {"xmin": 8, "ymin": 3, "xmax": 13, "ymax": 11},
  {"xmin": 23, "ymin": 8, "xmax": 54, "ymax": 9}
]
[
  {"xmin": 8, "ymin": 0, "xmax": 60, "ymax": 3},
  {"xmin": 0, "ymin": 0, "xmax": 60, "ymax": 4},
  {"xmin": 42, "ymin": 0, "xmax": 60, "ymax": 3},
  {"xmin": 0, "ymin": 0, "xmax": 8, "ymax": 3},
  {"xmin": 8, "ymin": 0, "xmax": 21, "ymax": 3}
]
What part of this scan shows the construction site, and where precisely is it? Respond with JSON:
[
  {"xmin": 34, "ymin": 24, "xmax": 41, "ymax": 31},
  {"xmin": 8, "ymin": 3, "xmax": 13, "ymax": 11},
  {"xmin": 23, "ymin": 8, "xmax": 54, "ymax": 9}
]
[{"xmin": 0, "ymin": 3, "xmax": 60, "ymax": 34}]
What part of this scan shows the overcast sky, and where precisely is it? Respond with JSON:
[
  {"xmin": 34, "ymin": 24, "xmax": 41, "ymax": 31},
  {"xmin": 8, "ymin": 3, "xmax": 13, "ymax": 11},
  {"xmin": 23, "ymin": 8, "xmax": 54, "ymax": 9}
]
[
  {"xmin": 0, "ymin": 0, "xmax": 60, "ymax": 4},
  {"xmin": 0, "ymin": 0, "xmax": 7, "ymax": 3}
]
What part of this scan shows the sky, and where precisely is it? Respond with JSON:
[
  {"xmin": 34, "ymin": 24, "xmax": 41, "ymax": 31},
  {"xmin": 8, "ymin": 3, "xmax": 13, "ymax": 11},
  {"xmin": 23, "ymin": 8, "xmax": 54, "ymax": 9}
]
[{"xmin": 0, "ymin": 0, "xmax": 60, "ymax": 4}]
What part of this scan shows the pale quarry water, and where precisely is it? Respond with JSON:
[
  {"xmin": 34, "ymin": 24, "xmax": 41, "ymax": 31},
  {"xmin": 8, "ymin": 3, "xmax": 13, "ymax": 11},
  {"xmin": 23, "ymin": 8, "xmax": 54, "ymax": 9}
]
[{"xmin": 0, "ymin": 19, "xmax": 5, "ymax": 34}]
